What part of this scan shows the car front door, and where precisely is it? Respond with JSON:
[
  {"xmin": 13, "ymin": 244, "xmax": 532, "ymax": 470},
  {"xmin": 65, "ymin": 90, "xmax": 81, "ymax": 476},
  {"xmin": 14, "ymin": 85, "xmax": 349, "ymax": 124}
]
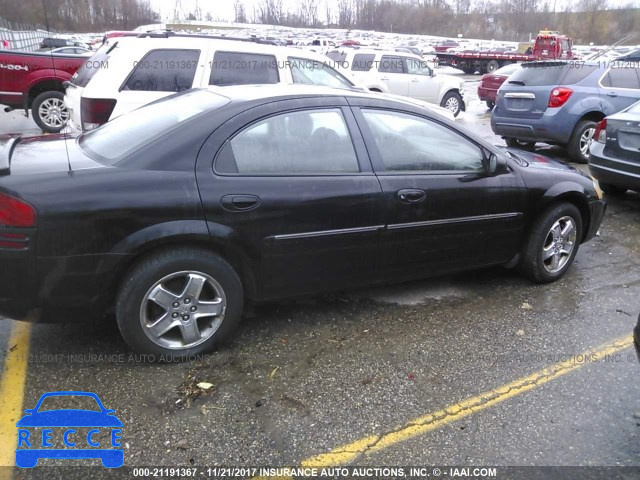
[
  {"xmin": 196, "ymin": 97, "xmax": 384, "ymax": 300},
  {"xmin": 377, "ymin": 55, "xmax": 409, "ymax": 96},
  {"xmin": 350, "ymin": 103, "xmax": 527, "ymax": 280}
]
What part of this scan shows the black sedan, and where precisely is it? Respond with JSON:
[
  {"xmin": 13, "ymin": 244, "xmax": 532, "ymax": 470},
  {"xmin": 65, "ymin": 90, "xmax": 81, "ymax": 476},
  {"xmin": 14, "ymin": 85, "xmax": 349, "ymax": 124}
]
[
  {"xmin": 0, "ymin": 85, "xmax": 606, "ymax": 358},
  {"xmin": 589, "ymin": 100, "xmax": 640, "ymax": 195}
]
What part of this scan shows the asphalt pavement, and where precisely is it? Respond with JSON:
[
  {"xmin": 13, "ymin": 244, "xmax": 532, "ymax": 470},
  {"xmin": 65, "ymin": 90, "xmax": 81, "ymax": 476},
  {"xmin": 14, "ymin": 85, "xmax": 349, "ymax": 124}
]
[{"xmin": 0, "ymin": 75, "xmax": 639, "ymax": 478}]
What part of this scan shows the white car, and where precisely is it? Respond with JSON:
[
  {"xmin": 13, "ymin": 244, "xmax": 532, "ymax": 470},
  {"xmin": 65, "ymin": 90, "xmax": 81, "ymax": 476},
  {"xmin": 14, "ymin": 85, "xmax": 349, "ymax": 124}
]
[
  {"xmin": 64, "ymin": 35, "xmax": 358, "ymax": 131},
  {"xmin": 327, "ymin": 49, "xmax": 466, "ymax": 116},
  {"xmin": 65, "ymin": 35, "xmax": 453, "ymax": 131}
]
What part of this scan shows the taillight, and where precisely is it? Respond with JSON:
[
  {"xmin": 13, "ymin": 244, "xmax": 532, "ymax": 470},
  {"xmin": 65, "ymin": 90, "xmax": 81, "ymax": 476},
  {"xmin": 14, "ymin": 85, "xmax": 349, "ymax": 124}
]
[
  {"xmin": 548, "ymin": 87, "xmax": 573, "ymax": 108},
  {"xmin": 0, "ymin": 193, "xmax": 36, "ymax": 227},
  {"xmin": 81, "ymin": 97, "xmax": 116, "ymax": 131},
  {"xmin": 594, "ymin": 118, "xmax": 607, "ymax": 143}
]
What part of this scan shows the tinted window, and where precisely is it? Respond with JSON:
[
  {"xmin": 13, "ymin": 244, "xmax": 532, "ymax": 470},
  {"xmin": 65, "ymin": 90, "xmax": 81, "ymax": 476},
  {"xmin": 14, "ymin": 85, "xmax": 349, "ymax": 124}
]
[
  {"xmin": 217, "ymin": 109, "xmax": 359, "ymax": 174},
  {"xmin": 79, "ymin": 90, "xmax": 229, "ymax": 165},
  {"xmin": 600, "ymin": 68, "xmax": 640, "ymax": 89},
  {"xmin": 352, "ymin": 53, "xmax": 376, "ymax": 71},
  {"xmin": 508, "ymin": 63, "xmax": 597, "ymax": 86},
  {"xmin": 289, "ymin": 57, "xmax": 354, "ymax": 88},
  {"xmin": 124, "ymin": 49, "xmax": 199, "ymax": 92},
  {"xmin": 209, "ymin": 51, "xmax": 279, "ymax": 86},
  {"xmin": 379, "ymin": 55, "xmax": 404, "ymax": 73},
  {"xmin": 493, "ymin": 63, "xmax": 520, "ymax": 76},
  {"xmin": 362, "ymin": 109, "xmax": 483, "ymax": 172},
  {"xmin": 71, "ymin": 44, "xmax": 111, "ymax": 87}
]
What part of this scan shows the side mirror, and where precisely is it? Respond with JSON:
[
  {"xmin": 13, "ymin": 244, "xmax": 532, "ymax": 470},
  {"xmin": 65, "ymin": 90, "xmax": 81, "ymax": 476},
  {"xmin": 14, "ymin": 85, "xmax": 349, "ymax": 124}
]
[
  {"xmin": 105, "ymin": 409, "xmax": 115, "ymax": 414},
  {"xmin": 483, "ymin": 150, "xmax": 506, "ymax": 175},
  {"xmin": 23, "ymin": 409, "xmax": 34, "ymax": 414}
]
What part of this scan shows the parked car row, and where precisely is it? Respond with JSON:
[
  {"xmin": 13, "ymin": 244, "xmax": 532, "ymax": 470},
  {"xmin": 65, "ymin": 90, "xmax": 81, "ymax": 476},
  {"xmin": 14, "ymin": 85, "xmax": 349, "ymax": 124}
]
[{"xmin": 63, "ymin": 35, "xmax": 460, "ymax": 132}]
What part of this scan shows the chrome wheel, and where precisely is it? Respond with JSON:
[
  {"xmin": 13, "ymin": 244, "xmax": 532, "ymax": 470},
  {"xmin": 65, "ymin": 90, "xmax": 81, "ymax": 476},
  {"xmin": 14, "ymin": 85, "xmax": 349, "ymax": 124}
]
[
  {"xmin": 445, "ymin": 97, "xmax": 459, "ymax": 113},
  {"xmin": 579, "ymin": 127, "xmax": 595, "ymax": 158},
  {"xmin": 541, "ymin": 216, "xmax": 577, "ymax": 274},
  {"xmin": 139, "ymin": 271, "xmax": 226, "ymax": 350},
  {"xmin": 38, "ymin": 98, "xmax": 69, "ymax": 129}
]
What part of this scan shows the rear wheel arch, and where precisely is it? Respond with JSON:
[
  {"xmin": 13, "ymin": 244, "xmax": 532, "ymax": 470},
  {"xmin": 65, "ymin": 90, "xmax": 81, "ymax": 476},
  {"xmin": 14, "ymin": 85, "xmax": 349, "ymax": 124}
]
[
  {"xmin": 110, "ymin": 237, "xmax": 257, "ymax": 313},
  {"xmin": 27, "ymin": 79, "xmax": 65, "ymax": 107}
]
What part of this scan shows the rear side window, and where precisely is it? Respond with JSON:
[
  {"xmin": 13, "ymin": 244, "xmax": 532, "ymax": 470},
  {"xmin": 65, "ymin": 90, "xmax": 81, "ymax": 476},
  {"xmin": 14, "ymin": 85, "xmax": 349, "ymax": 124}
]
[
  {"xmin": 71, "ymin": 46, "xmax": 111, "ymax": 87},
  {"xmin": 216, "ymin": 109, "xmax": 360, "ymax": 174},
  {"xmin": 379, "ymin": 56, "xmax": 404, "ymax": 74},
  {"xmin": 326, "ymin": 51, "xmax": 346, "ymax": 63},
  {"xmin": 508, "ymin": 63, "xmax": 597, "ymax": 86},
  {"xmin": 352, "ymin": 54, "xmax": 376, "ymax": 71},
  {"xmin": 123, "ymin": 49, "xmax": 199, "ymax": 92},
  {"xmin": 600, "ymin": 68, "xmax": 640, "ymax": 89},
  {"xmin": 209, "ymin": 51, "xmax": 279, "ymax": 86},
  {"xmin": 289, "ymin": 57, "xmax": 354, "ymax": 88}
]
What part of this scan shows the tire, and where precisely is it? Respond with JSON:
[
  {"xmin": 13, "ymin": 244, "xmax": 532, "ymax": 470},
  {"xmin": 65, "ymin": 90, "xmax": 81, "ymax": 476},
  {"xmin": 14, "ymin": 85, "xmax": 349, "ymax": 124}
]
[
  {"xmin": 568, "ymin": 120, "xmax": 597, "ymax": 164},
  {"xmin": 486, "ymin": 60, "xmax": 499, "ymax": 73},
  {"xmin": 116, "ymin": 247, "xmax": 244, "ymax": 359},
  {"xmin": 486, "ymin": 100, "xmax": 495, "ymax": 110},
  {"xmin": 599, "ymin": 182, "xmax": 627, "ymax": 196},
  {"xmin": 440, "ymin": 91, "xmax": 463, "ymax": 117},
  {"xmin": 505, "ymin": 137, "xmax": 535, "ymax": 149},
  {"xmin": 31, "ymin": 91, "xmax": 69, "ymax": 133},
  {"xmin": 519, "ymin": 203, "xmax": 583, "ymax": 283}
]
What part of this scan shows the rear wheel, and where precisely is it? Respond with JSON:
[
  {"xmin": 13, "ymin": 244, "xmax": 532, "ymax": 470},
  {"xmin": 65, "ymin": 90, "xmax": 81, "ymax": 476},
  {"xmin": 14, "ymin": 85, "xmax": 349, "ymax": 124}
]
[
  {"xmin": 486, "ymin": 60, "xmax": 500, "ymax": 73},
  {"xmin": 32, "ymin": 91, "xmax": 69, "ymax": 133},
  {"xmin": 505, "ymin": 137, "xmax": 535, "ymax": 149},
  {"xmin": 116, "ymin": 247, "xmax": 244, "ymax": 359},
  {"xmin": 519, "ymin": 203, "xmax": 582, "ymax": 283},
  {"xmin": 486, "ymin": 100, "xmax": 495, "ymax": 110},
  {"xmin": 568, "ymin": 120, "xmax": 597, "ymax": 164},
  {"xmin": 440, "ymin": 91, "xmax": 463, "ymax": 117},
  {"xmin": 599, "ymin": 182, "xmax": 627, "ymax": 196}
]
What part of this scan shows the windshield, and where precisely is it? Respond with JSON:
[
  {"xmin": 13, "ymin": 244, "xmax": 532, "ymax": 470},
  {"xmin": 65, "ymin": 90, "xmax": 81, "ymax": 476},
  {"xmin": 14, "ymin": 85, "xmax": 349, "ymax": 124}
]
[
  {"xmin": 37, "ymin": 395, "xmax": 101, "ymax": 412},
  {"xmin": 79, "ymin": 89, "xmax": 229, "ymax": 165}
]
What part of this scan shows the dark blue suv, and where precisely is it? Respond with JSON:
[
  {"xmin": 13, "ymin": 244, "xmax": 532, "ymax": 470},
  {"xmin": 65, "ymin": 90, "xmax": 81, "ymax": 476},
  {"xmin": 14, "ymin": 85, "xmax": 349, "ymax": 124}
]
[{"xmin": 491, "ymin": 61, "xmax": 640, "ymax": 163}]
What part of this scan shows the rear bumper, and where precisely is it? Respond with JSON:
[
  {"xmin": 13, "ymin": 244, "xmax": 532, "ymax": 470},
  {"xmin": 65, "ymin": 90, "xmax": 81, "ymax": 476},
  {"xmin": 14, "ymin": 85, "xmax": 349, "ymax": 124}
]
[
  {"xmin": 491, "ymin": 107, "xmax": 574, "ymax": 144},
  {"xmin": 589, "ymin": 143, "xmax": 640, "ymax": 191},
  {"xmin": 0, "ymin": 251, "xmax": 132, "ymax": 323},
  {"xmin": 477, "ymin": 86, "xmax": 496, "ymax": 102}
]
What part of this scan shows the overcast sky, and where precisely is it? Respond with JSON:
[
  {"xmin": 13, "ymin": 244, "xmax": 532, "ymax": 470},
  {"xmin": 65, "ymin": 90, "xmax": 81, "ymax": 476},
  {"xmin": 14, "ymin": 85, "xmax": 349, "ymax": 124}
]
[{"xmin": 151, "ymin": 0, "xmax": 637, "ymax": 22}]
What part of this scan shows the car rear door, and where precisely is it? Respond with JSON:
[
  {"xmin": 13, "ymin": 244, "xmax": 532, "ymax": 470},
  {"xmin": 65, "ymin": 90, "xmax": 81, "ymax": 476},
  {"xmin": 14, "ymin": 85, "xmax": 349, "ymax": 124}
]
[
  {"xmin": 196, "ymin": 97, "xmax": 385, "ymax": 300},
  {"xmin": 111, "ymin": 48, "xmax": 205, "ymax": 120},
  {"xmin": 598, "ymin": 66, "xmax": 640, "ymax": 114},
  {"xmin": 350, "ymin": 100, "xmax": 527, "ymax": 280},
  {"xmin": 377, "ymin": 55, "xmax": 409, "ymax": 96}
]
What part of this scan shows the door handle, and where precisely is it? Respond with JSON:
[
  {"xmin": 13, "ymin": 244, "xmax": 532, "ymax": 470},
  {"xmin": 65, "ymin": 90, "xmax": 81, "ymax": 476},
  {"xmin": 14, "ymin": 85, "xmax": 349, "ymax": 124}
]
[
  {"xmin": 380, "ymin": 76, "xmax": 389, "ymax": 80},
  {"xmin": 397, "ymin": 189, "xmax": 426, "ymax": 203},
  {"xmin": 410, "ymin": 79, "xmax": 420, "ymax": 83},
  {"xmin": 607, "ymin": 92, "xmax": 618, "ymax": 97},
  {"xmin": 221, "ymin": 194, "xmax": 260, "ymax": 212}
]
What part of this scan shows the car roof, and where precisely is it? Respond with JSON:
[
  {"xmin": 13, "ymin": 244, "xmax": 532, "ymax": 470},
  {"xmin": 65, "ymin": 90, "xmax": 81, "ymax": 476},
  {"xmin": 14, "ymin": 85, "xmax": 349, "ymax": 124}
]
[
  {"xmin": 107, "ymin": 36, "xmax": 334, "ymax": 63},
  {"xmin": 338, "ymin": 48, "xmax": 422, "ymax": 59}
]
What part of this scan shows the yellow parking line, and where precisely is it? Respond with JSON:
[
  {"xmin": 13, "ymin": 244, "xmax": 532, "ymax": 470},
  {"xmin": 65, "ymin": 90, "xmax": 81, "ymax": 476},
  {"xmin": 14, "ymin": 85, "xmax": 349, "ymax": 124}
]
[
  {"xmin": 0, "ymin": 322, "xmax": 31, "ymax": 473},
  {"xmin": 300, "ymin": 335, "xmax": 633, "ymax": 467}
]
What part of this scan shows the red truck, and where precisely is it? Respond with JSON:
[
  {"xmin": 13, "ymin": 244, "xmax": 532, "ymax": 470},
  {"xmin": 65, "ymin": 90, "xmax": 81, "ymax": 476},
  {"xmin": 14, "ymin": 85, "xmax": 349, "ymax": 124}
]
[
  {"xmin": 436, "ymin": 30, "xmax": 577, "ymax": 74},
  {"xmin": 0, "ymin": 49, "xmax": 88, "ymax": 132}
]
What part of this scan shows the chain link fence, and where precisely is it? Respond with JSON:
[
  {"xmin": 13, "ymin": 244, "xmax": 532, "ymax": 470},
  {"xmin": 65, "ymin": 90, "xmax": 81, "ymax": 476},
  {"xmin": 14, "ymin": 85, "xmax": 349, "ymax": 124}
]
[{"xmin": 0, "ymin": 16, "xmax": 53, "ymax": 51}]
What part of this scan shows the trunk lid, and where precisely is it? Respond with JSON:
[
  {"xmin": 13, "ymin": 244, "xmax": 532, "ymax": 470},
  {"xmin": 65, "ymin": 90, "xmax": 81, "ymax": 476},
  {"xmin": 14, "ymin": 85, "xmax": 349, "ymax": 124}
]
[{"xmin": 605, "ymin": 114, "xmax": 640, "ymax": 164}]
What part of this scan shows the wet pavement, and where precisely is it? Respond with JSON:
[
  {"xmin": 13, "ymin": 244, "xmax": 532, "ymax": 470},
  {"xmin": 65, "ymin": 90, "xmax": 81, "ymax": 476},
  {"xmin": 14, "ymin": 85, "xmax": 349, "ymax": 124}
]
[{"xmin": 1, "ymin": 75, "xmax": 639, "ymax": 476}]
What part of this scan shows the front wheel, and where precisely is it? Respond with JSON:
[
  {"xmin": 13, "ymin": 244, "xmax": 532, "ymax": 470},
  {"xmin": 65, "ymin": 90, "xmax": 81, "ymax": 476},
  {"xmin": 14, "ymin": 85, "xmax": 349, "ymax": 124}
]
[
  {"xmin": 519, "ymin": 203, "xmax": 583, "ymax": 283},
  {"xmin": 116, "ymin": 247, "xmax": 244, "ymax": 359},
  {"xmin": 31, "ymin": 91, "xmax": 69, "ymax": 133},
  {"xmin": 486, "ymin": 100, "xmax": 495, "ymax": 110},
  {"xmin": 440, "ymin": 91, "xmax": 462, "ymax": 117}
]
